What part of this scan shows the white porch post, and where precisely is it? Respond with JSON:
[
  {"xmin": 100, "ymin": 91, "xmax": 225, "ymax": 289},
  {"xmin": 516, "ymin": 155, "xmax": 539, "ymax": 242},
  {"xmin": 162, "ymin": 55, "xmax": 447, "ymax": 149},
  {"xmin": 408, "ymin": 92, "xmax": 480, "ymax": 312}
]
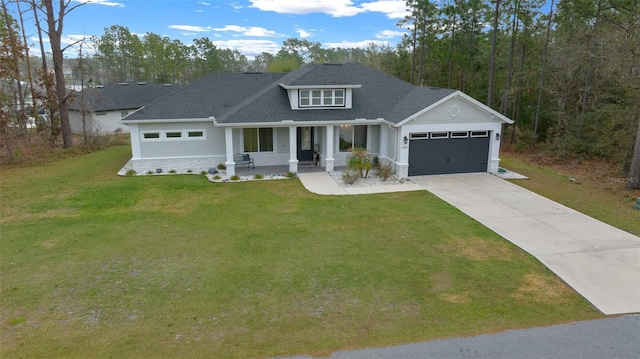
[
  {"xmin": 224, "ymin": 127, "xmax": 235, "ymax": 177},
  {"xmin": 380, "ymin": 125, "xmax": 388, "ymax": 160},
  {"xmin": 325, "ymin": 125, "xmax": 335, "ymax": 172},
  {"xmin": 288, "ymin": 126, "xmax": 298, "ymax": 174},
  {"xmin": 129, "ymin": 124, "xmax": 141, "ymax": 159}
]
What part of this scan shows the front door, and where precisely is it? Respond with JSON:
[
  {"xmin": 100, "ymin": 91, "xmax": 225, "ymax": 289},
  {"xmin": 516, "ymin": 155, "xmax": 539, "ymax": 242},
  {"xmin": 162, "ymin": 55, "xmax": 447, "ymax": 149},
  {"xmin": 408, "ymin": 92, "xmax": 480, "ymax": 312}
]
[{"xmin": 297, "ymin": 127, "xmax": 314, "ymax": 162}]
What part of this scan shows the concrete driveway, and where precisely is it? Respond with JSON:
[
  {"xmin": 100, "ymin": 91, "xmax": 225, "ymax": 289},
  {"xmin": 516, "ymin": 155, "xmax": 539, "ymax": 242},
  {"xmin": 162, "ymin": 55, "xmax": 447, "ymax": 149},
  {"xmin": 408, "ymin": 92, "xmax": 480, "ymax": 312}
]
[{"xmin": 411, "ymin": 173, "xmax": 640, "ymax": 315}]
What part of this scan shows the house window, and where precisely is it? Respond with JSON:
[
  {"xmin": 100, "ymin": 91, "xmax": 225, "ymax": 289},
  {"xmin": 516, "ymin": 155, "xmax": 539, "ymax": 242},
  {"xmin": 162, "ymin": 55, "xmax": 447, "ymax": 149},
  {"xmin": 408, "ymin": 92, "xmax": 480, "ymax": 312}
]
[
  {"xmin": 430, "ymin": 132, "xmax": 449, "ymax": 139},
  {"xmin": 470, "ymin": 131, "xmax": 489, "ymax": 137},
  {"xmin": 96, "ymin": 112, "xmax": 106, "ymax": 116},
  {"xmin": 166, "ymin": 132, "xmax": 182, "ymax": 138},
  {"xmin": 243, "ymin": 128, "xmax": 273, "ymax": 152},
  {"xmin": 450, "ymin": 131, "xmax": 469, "ymax": 138},
  {"xmin": 339, "ymin": 125, "xmax": 367, "ymax": 152},
  {"xmin": 143, "ymin": 132, "xmax": 160, "ymax": 140},
  {"xmin": 410, "ymin": 133, "xmax": 429, "ymax": 140},
  {"xmin": 120, "ymin": 110, "xmax": 129, "ymax": 118},
  {"xmin": 299, "ymin": 89, "xmax": 345, "ymax": 107},
  {"xmin": 188, "ymin": 131, "xmax": 204, "ymax": 138}
]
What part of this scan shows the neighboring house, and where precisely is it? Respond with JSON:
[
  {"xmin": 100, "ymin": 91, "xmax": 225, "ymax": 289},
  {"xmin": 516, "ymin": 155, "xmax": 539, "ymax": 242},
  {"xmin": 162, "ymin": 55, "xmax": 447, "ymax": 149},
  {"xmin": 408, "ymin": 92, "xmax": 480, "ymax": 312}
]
[
  {"xmin": 68, "ymin": 82, "xmax": 182, "ymax": 134},
  {"xmin": 122, "ymin": 63, "xmax": 512, "ymax": 178}
]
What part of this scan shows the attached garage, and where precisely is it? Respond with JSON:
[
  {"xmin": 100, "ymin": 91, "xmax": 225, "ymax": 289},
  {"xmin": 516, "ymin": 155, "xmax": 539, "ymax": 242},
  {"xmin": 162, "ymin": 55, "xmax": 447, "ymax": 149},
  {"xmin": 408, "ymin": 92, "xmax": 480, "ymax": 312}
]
[{"xmin": 408, "ymin": 131, "xmax": 491, "ymax": 176}]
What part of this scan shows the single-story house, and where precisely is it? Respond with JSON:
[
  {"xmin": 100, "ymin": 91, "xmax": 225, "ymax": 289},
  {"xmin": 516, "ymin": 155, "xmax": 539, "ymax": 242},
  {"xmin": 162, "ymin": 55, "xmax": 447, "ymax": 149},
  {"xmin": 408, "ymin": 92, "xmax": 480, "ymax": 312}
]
[
  {"xmin": 121, "ymin": 63, "xmax": 512, "ymax": 178},
  {"xmin": 68, "ymin": 82, "xmax": 182, "ymax": 134}
]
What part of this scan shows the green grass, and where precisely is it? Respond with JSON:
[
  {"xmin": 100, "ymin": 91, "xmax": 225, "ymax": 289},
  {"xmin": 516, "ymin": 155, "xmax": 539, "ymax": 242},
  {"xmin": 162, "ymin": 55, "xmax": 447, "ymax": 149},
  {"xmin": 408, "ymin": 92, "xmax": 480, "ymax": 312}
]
[
  {"xmin": 500, "ymin": 154, "xmax": 640, "ymax": 235},
  {"xmin": 1, "ymin": 146, "xmax": 602, "ymax": 358}
]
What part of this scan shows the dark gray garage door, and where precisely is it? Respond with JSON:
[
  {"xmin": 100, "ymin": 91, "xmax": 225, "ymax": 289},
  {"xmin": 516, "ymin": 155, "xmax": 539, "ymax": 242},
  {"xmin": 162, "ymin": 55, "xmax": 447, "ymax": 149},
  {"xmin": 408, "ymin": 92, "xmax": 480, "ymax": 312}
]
[{"xmin": 408, "ymin": 132, "xmax": 490, "ymax": 176}]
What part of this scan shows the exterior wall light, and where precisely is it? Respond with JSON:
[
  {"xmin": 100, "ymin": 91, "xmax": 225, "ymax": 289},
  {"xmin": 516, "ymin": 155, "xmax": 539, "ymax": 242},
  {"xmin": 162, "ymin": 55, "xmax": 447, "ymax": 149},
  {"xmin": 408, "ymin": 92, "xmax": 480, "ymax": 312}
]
[
  {"xmin": 403, "ymin": 136, "xmax": 408, "ymax": 145},
  {"xmin": 495, "ymin": 133, "xmax": 501, "ymax": 141}
]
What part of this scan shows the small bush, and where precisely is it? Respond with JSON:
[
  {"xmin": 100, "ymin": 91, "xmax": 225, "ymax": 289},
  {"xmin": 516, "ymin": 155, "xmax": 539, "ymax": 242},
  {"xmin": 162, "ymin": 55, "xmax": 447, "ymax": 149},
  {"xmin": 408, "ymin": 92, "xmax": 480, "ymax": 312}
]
[
  {"xmin": 146, "ymin": 171, "xmax": 153, "ymax": 175},
  {"xmin": 217, "ymin": 163, "xmax": 226, "ymax": 170},
  {"xmin": 187, "ymin": 169, "xmax": 193, "ymax": 173},
  {"xmin": 230, "ymin": 175, "xmax": 241, "ymax": 181},
  {"xmin": 125, "ymin": 169, "xmax": 137, "ymax": 176},
  {"xmin": 286, "ymin": 172, "xmax": 297, "ymax": 178},
  {"xmin": 254, "ymin": 173, "xmax": 264, "ymax": 179},
  {"xmin": 376, "ymin": 161, "xmax": 396, "ymax": 181},
  {"xmin": 213, "ymin": 175, "xmax": 222, "ymax": 180},
  {"xmin": 342, "ymin": 169, "xmax": 360, "ymax": 185},
  {"xmin": 169, "ymin": 169, "xmax": 177, "ymax": 174},
  {"xmin": 201, "ymin": 170, "xmax": 207, "ymax": 175}
]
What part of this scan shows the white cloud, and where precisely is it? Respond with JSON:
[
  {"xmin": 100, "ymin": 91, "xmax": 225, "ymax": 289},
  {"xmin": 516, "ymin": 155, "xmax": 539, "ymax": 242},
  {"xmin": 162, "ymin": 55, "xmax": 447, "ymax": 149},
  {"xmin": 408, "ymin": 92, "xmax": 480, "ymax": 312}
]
[
  {"xmin": 197, "ymin": 1, "xmax": 210, "ymax": 5},
  {"xmin": 250, "ymin": 0, "xmax": 408, "ymax": 18},
  {"xmin": 296, "ymin": 28, "xmax": 314, "ymax": 38},
  {"xmin": 168, "ymin": 25, "xmax": 212, "ymax": 32},
  {"xmin": 211, "ymin": 39, "xmax": 281, "ymax": 57},
  {"xmin": 323, "ymin": 40, "xmax": 391, "ymax": 49},
  {"xmin": 194, "ymin": 9, "xmax": 204, "ymax": 13},
  {"xmin": 73, "ymin": 0, "xmax": 125, "ymax": 7},
  {"xmin": 361, "ymin": 0, "xmax": 409, "ymax": 19},
  {"xmin": 375, "ymin": 29, "xmax": 405, "ymax": 39},
  {"xmin": 230, "ymin": 2, "xmax": 243, "ymax": 10},
  {"xmin": 250, "ymin": 0, "xmax": 364, "ymax": 17},
  {"xmin": 212, "ymin": 25, "xmax": 285, "ymax": 37}
]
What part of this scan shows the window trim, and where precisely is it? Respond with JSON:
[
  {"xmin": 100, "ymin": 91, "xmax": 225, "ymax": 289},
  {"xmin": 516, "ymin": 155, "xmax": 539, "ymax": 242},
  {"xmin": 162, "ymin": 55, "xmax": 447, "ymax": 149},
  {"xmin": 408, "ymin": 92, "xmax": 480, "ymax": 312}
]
[
  {"xmin": 450, "ymin": 131, "xmax": 469, "ymax": 138},
  {"xmin": 410, "ymin": 133, "xmax": 429, "ymax": 140},
  {"xmin": 338, "ymin": 124, "xmax": 368, "ymax": 152},
  {"xmin": 242, "ymin": 127, "xmax": 275, "ymax": 153},
  {"xmin": 470, "ymin": 131, "xmax": 489, "ymax": 138},
  {"xmin": 430, "ymin": 132, "xmax": 449, "ymax": 139},
  {"xmin": 141, "ymin": 129, "xmax": 207, "ymax": 142},
  {"xmin": 299, "ymin": 88, "xmax": 346, "ymax": 108}
]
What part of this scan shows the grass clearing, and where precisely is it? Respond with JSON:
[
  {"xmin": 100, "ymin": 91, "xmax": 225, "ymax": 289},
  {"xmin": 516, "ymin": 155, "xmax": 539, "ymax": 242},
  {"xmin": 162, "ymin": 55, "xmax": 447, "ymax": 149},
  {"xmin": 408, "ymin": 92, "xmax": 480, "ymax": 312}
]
[{"xmin": 1, "ymin": 146, "xmax": 602, "ymax": 358}]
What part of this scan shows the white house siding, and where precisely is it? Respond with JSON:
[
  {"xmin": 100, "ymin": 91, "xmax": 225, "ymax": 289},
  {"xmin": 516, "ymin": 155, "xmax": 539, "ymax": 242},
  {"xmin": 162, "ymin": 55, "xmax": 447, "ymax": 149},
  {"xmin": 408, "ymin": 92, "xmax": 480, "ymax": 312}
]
[
  {"xmin": 69, "ymin": 110, "xmax": 131, "ymax": 134},
  {"xmin": 129, "ymin": 122, "xmax": 224, "ymax": 173}
]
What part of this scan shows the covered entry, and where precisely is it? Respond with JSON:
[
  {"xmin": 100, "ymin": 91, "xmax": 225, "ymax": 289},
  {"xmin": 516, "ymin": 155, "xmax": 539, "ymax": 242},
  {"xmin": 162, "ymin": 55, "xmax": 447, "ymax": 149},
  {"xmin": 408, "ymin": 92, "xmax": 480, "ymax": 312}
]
[{"xmin": 408, "ymin": 131, "xmax": 491, "ymax": 176}]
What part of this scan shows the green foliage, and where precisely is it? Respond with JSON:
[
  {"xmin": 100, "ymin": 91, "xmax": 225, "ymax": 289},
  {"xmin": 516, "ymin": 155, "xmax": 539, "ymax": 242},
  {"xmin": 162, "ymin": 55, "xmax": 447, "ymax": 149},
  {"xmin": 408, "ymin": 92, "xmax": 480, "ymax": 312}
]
[
  {"xmin": 254, "ymin": 173, "xmax": 264, "ymax": 180},
  {"xmin": 169, "ymin": 169, "xmax": 176, "ymax": 174},
  {"xmin": 286, "ymin": 171, "xmax": 296, "ymax": 178},
  {"xmin": 230, "ymin": 175, "xmax": 240, "ymax": 181},
  {"xmin": 187, "ymin": 169, "xmax": 193, "ymax": 173},
  {"xmin": 217, "ymin": 163, "xmax": 226, "ymax": 170},
  {"xmin": 212, "ymin": 174, "xmax": 221, "ymax": 180},
  {"xmin": 201, "ymin": 170, "xmax": 207, "ymax": 175},
  {"xmin": 125, "ymin": 169, "xmax": 136, "ymax": 176},
  {"xmin": 146, "ymin": 171, "xmax": 153, "ymax": 175},
  {"xmin": 347, "ymin": 147, "xmax": 373, "ymax": 178}
]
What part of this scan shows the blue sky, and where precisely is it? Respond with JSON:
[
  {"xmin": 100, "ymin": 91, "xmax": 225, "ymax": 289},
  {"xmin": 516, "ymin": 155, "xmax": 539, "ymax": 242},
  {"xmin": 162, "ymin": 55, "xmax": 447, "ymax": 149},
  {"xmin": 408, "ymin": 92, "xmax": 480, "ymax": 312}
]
[{"xmin": 9, "ymin": 0, "xmax": 411, "ymax": 59}]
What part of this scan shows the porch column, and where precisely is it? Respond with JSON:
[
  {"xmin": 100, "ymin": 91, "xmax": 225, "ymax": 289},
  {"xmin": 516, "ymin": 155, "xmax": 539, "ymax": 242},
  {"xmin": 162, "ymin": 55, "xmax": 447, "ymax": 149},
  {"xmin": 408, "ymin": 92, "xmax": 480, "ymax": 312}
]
[
  {"xmin": 224, "ymin": 127, "xmax": 235, "ymax": 177},
  {"xmin": 325, "ymin": 125, "xmax": 335, "ymax": 172},
  {"xmin": 288, "ymin": 126, "xmax": 298, "ymax": 174},
  {"xmin": 380, "ymin": 125, "xmax": 388, "ymax": 160},
  {"xmin": 129, "ymin": 124, "xmax": 141, "ymax": 159}
]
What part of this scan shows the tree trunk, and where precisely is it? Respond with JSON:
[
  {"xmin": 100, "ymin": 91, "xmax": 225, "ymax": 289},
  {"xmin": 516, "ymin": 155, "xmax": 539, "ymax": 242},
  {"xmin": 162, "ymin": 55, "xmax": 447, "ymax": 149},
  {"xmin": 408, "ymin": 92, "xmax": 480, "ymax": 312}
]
[
  {"xmin": 487, "ymin": 0, "xmax": 500, "ymax": 108},
  {"xmin": 43, "ymin": 0, "xmax": 73, "ymax": 148},
  {"xmin": 533, "ymin": 0, "xmax": 554, "ymax": 147},
  {"xmin": 627, "ymin": 116, "xmax": 640, "ymax": 190}
]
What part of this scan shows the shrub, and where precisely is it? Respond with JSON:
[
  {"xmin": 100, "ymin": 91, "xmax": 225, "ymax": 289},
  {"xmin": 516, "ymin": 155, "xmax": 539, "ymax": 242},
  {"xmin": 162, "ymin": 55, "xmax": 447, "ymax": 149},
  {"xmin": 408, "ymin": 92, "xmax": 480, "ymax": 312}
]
[
  {"xmin": 201, "ymin": 171, "xmax": 207, "ymax": 175},
  {"xmin": 125, "ymin": 169, "xmax": 137, "ymax": 176},
  {"xmin": 347, "ymin": 147, "xmax": 372, "ymax": 178},
  {"xmin": 146, "ymin": 171, "xmax": 153, "ymax": 175},
  {"xmin": 342, "ymin": 169, "xmax": 360, "ymax": 185},
  {"xmin": 376, "ymin": 161, "xmax": 396, "ymax": 181},
  {"xmin": 254, "ymin": 173, "xmax": 264, "ymax": 179},
  {"xmin": 286, "ymin": 172, "xmax": 297, "ymax": 178},
  {"xmin": 230, "ymin": 175, "xmax": 241, "ymax": 181},
  {"xmin": 213, "ymin": 175, "xmax": 222, "ymax": 180},
  {"xmin": 169, "ymin": 169, "xmax": 177, "ymax": 174},
  {"xmin": 217, "ymin": 163, "xmax": 226, "ymax": 170},
  {"xmin": 187, "ymin": 169, "xmax": 193, "ymax": 173}
]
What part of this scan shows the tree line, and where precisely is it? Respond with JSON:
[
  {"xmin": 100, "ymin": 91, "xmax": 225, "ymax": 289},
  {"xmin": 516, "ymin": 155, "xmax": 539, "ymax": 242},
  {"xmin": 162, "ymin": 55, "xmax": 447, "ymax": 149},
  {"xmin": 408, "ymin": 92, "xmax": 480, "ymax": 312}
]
[{"xmin": 1, "ymin": 0, "xmax": 639, "ymax": 188}]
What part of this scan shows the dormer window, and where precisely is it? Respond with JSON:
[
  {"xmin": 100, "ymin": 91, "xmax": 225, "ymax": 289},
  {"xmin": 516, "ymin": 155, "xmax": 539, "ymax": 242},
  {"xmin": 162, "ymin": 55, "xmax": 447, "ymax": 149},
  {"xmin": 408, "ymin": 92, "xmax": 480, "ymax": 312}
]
[{"xmin": 299, "ymin": 89, "xmax": 345, "ymax": 107}]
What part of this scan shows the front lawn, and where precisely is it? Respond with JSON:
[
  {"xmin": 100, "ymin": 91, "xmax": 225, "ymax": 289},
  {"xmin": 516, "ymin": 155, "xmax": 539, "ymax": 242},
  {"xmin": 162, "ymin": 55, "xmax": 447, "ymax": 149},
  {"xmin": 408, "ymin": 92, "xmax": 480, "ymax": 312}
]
[{"xmin": 0, "ymin": 146, "xmax": 602, "ymax": 358}]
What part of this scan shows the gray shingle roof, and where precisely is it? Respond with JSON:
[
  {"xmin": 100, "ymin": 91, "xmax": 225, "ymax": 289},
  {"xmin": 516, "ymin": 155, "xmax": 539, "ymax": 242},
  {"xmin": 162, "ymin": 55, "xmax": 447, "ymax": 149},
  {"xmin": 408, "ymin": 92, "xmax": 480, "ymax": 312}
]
[
  {"xmin": 68, "ymin": 82, "xmax": 183, "ymax": 112},
  {"xmin": 123, "ymin": 63, "xmax": 456, "ymax": 125}
]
